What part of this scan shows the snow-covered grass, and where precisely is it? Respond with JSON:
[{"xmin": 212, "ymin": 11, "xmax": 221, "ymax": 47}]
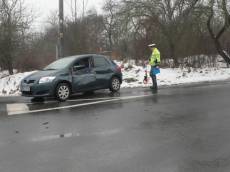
[
  {"xmin": 121, "ymin": 64, "xmax": 230, "ymax": 88},
  {"xmin": 0, "ymin": 63, "xmax": 230, "ymax": 96},
  {"xmin": 0, "ymin": 71, "xmax": 35, "ymax": 96},
  {"xmin": 0, "ymin": 69, "xmax": 18, "ymax": 79}
]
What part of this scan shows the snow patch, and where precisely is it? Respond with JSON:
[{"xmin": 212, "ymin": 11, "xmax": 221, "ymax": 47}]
[
  {"xmin": 0, "ymin": 71, "xmax": 35, "ymax": 96},
  {"xmin": 1, "ymin": 62, "xmax": 230, "ymax": 96},
  {"xmin": 119, "ymin": 62, "xmax": 230, "ymax": 88}
]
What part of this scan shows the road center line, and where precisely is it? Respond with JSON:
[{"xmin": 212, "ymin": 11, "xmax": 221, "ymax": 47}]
[
  {"xmin": 67, "ymin": 97, "xmax": 117, "ymax": 102},
  {"xmin": 7, "ymin": 94, "xmax": 153, "ymax": 116},
  {"xmin": 25, "ymin": 97, "xmax": 117, "ymax": 105}
]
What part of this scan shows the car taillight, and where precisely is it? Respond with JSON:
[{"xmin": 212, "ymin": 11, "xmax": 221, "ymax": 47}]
[{"xmin": 116, "ymin": 66, "xmax": 121, "ymax": 73}]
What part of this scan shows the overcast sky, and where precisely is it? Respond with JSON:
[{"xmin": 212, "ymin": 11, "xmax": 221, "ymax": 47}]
[{"xmin": 26, "ymin": 0, "xmax": 105, "ymax": 31}]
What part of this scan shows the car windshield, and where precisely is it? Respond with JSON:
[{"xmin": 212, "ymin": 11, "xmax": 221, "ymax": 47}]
[{"xmin": 43, "ymin": 57, "xmax": 75, "ymax": 70}]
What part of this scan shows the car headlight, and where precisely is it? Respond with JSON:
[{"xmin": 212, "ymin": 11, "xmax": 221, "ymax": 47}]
[{"xmin": 39, "ymin": 76, "xmax": 56, "ymax": 84}]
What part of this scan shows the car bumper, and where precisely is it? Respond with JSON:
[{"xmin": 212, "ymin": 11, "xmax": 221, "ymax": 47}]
[{"xmin": 21, "ymin": 82, "xmax": 55, "ymax": 97}]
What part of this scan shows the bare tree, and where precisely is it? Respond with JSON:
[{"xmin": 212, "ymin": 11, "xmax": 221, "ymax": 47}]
[
  {"xmin": 207, "ymin": 0, "xmax": 230, "ymax": 65},
  {"xmin": 0, "ymin": 0, "xmax": 33, "ymax": 74},
  {"xmin": 82, "ymin": 0, "xmax": 89, "ymax": 19},
  {"xmin": 119, "ymin": 0, "xmax": 200, "ymax": 65},
  {"xmin": 64, "ymin": 10, "xmax": 104, "ymax": 55},
  {"xmin": 103, "ymin": 0, "xmax": 119, "ymax": 51}
]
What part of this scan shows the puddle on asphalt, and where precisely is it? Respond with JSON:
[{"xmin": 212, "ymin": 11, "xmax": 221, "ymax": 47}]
[
  {"xmin": 31, "ymin": 133, "xmax": 79, "ymax": 142},
  {"xmin": 31, "ymin": 128, "xmax": 123, "ymax": 142}
]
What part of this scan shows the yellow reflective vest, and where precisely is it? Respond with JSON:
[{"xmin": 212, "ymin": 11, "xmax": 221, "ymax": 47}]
[{"xmin": 149, "ymin": 48, "xmax": 161, "ymax": 66}]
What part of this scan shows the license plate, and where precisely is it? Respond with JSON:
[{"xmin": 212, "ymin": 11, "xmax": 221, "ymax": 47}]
[{"xmin": 22, "ymin": 85, "xmax": 30, "ymax": 92}]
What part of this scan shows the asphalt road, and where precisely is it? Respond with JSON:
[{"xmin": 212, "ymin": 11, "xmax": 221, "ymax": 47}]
[{"xmin": 1, "ymin": 82, "xmax": 230, "ymax": 172}]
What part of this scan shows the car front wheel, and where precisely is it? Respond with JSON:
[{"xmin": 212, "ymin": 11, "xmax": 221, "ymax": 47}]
[
  {"xmin": 56, "ymin": 83, "xmax": 71, "ymax": 101},
  {"xmin": 109, "ymin": 77, "xmax": 121, "ymax": 92}
]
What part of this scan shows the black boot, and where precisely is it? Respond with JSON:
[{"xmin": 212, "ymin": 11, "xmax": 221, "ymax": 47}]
[{"xmin": 150, "ymin": 86, "xmax": 158, "ymax": 90}]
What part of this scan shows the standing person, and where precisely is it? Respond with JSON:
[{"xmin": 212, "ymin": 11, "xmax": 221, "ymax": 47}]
[{"xmin": 148, "ymin": 43, "xmax": 161, "ymax": 90}]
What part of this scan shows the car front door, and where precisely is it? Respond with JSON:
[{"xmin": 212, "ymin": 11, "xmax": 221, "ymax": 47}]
[
  {"xmin": 93, "ymin": 55, "xmax": 113, "ymax": 89},
  {"xmin": 71, "ymin": 57, "xmax": 97, "ymax": 92}
]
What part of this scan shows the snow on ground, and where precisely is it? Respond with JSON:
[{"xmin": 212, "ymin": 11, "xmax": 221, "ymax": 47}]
[
  {"xmin": 121, "ymin": 64, "xmax": 230, "ymax": 88},
  {"xmin": 0, "ymin": 71, "xmax": 35, "ymax": 96},
  {"xmin": 0, "ymin": 69, "xmax": 18, "ymax": 79},
  {"xmin": 0, "ymin": 63, "xmax": 230, "ymax": 96}
]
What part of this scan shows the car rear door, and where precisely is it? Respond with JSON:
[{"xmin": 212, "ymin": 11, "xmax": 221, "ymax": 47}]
[
  {"xmin": 71, "ymin": 56, "xmax": 97, "ymax": 92},
  {"xmin": 92, "ymin": 55, "xmax": 113, "ymax": 89}
]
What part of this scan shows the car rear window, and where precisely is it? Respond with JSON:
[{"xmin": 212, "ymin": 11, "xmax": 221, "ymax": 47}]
[{"xmin": 94, "ymin": 56, "xmax": 109, "ymax": 67}]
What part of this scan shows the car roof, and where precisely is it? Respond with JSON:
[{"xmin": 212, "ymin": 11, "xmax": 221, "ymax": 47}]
[{"xmin": 63, "ymin": 54, "xmax": 105, "ymax": 60}]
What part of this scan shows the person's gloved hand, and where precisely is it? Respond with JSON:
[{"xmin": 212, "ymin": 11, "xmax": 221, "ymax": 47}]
[{"xmin": 154, "ymin": 59, "xmax": 160, "ymax": 68}]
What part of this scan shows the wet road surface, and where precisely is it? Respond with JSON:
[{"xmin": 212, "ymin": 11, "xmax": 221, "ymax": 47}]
[{"xmin": 0, "ymin": 82, "xmax": 230, "ymax": 172}]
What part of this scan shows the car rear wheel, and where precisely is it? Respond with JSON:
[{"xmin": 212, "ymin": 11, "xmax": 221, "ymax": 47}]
[
  {"xmin": 56, "ymin": 83, "xmax": 71, "ymax": 101},
  {"xmin": 109, "ymin": 77, "xmax": 121, "ymax": 92}
]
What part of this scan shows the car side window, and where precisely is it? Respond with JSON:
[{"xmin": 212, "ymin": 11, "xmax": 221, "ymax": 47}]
[
  {"xmin": 72, "ymin": 57, "xmax": 91, "ymax": 74},
  {"xmin": 93, "ymin": 56, "xmax": 109, "ymax": 68}
]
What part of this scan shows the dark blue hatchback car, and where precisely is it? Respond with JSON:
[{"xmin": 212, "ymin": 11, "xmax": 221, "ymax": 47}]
[{"xmin": 20, "ymin": 54, "xmax": 122, "ymax": 101}]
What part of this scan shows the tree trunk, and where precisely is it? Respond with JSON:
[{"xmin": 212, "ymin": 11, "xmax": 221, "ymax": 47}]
[
  {"xmin": 108, "ymin": 30, "xmax": 113, "ymax": 51},
  {"xmin": 207, "ymin": 0, "xmax": 230, "ymax": 65},
  {"xmin": 8, "ymin": 64, "xmax": 13, "ymax": 75},
  {"xmin": 6, "ymin": 55, "xmax": 14, "ymax": 75},
  {"xmin": 215, "ymin": 40, "xmax": 230, "ymax": 64},
  {"xmin": 169, "ymin": 40, "xmax": 178, "ymax": 67}
]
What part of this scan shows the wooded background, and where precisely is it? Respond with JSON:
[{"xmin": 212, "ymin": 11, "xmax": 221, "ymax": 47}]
[{"xmin": 0, "ymin": 0, "xmax": 230, "ymax": 74}]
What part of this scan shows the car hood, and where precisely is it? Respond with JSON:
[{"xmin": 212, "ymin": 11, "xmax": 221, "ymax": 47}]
[{"xmin": 23, "ymin": 70, "xmax": 59, "ymax": 82}]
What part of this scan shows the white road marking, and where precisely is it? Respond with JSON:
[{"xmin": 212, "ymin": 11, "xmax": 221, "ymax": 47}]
[
  {"xmin": 7, "ymin": 103, "xmax": 29, "ymax": 116},
  {"xmin": 25, "ymin": 97, "xmax": 116, "ymax": 105},
  {"xmin": 67, "ymin": 97, "xmax": 117, "ymax": 102},
  {"xmin": 7, "ymin": 94, "xmax": 153, "ymax": 116}
]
